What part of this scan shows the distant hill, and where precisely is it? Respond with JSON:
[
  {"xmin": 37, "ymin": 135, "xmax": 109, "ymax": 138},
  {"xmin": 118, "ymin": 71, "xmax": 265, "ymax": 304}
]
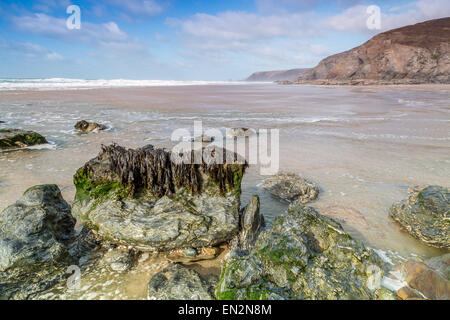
[
  {"xmin": 296, "ymin": 18, "xmax": 450, "ymax": 85},
  {"xmin": 245, "ymin": 68, "xmax": 311, "ymax": 82}
]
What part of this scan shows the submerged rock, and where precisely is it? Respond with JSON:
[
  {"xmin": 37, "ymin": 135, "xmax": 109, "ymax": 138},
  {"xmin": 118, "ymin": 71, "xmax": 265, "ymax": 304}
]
[
  {"xmin": 389, "ymin": 185, "xmax": 449, "ymax": 249},
  {"xmin": 216, "ymin": 204, "xmax": 385, "ymax": 300},
  {"xmin": 72, "ymin": 144, "xmax": 247, "ymax": 252},
  {"xmin": 394, "ymin": 254, "xmax": 450, "ymax": 300},
  {"xmin": 0, "ymin": 185, "xmax": 78, "ymax": 299},
  {"xmin": 0, "ymin": 129, "xmax": 48, "ymax": 150},
  {"xmin": 229, "ymin": 195, "xmax": 265, "ymax": 252},
  {"xmin": 226, "ymin": 128, "xmax": 255, "ymax": 138},
  {"xmin": 147, "ymin": 263, "xmax": 217, "ymax": 300},
  {"xmin": 74, "ymin": 120, "xmax": 107, "ymax": 133},
  {"xmin": 263, "ymin": 173, "xmax": 319, "ymax": 204}
]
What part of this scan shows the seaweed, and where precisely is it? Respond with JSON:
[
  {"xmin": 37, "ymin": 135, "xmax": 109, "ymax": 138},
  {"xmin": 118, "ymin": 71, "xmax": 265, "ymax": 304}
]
[{"xmin": 79, "ymin": 143, "xmax": 247, "ymax": 198}]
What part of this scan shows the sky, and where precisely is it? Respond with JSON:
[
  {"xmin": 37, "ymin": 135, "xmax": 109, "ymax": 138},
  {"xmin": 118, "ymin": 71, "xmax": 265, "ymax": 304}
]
[{"xmin": 0, "ymin": 0, "xmax": 449, "ymax": 80}]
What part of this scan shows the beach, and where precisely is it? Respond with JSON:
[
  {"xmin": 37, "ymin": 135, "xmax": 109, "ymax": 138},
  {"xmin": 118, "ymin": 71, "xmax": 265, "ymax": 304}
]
[{"xmin": 1, "ymin": 82, "xmax": 449, "ymax": 298}]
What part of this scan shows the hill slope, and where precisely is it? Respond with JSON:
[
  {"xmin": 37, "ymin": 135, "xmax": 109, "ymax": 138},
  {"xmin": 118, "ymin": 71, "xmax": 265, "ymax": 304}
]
[
  {"xmin": 246, "ymin": 68, "xmax": 310, "ymax": 81},
  {"xmin": 297, "ymin": 18, "xmax": 450, "ymax": 84}
]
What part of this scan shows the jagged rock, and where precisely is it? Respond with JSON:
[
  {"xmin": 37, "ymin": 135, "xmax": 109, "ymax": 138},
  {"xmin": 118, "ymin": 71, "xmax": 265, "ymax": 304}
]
[
  {"xmin": 147, "ymin": 263, "xmax": 217, "ymax": 300},
  {"xmin": 216, "ymin": 204, "xmax": 385, "ymax": 300},
  {"xmin": 226, "ymin": 128, "xmax": 255, "ymax": 138},
  {"xmin": 0, "ymin": 129, "xmax": 47, "ymax": 150},
  {"xmin": 0, "ymin": 185, "xmax": 77, "ymax": 299},
  {"xmin": 394, "ymin": 254, "xmax": 450, "ymax": 300},
  {"xmin": 229, "ymin": 195, "xmax": 265, "ymax": 252},
  {"xmin": 72, "ymin": 144, "xmax": 247, "ymax": 252},
  {"xmin": 74, "ymin": 120, "xmax": 107, "ymax": 133},
  {"xmin": 263, "ymin": 173, "xmax": 319, "ymax": 204},
  {"xmin": 389, "ymin": 185, "xmax": 449, "ymax": 249}
]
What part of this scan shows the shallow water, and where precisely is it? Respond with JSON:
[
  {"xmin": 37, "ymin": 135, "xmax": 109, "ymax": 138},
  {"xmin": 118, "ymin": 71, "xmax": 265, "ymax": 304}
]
[{"xmin": 1, "ymin": 83, "xmax": 449, "ymax": 299}]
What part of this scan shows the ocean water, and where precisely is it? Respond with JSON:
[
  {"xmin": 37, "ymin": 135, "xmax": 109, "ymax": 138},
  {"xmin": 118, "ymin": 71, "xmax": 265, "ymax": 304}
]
[{"xmin": 0, "ymin": 82, "xmax": 449, "ymax": 299}]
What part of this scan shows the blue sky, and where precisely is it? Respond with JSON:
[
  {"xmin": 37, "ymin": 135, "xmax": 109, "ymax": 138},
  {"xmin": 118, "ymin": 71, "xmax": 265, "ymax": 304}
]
[{"xmin": 0, "ymin": 0, "xmax": 449, "ymax": 80}]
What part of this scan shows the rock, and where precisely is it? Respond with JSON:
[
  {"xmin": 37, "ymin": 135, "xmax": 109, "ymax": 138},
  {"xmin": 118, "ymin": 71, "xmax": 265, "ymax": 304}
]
[
  {"xmin": 395, "ymin": 254, "xmax": 450, "ymax": 300},
  {"xmin": 101, "ymin": 248, "xmax": 139, "ymax": 272},
  {"xmin": 0, "ymin": 129, "xmax": 48, "ymax": 150},
  {"xmin": 147, "ymin": 263, "xmax": 216, "ymax": 300},
  {"xmin": 191, "ymin": 135, "xmax": 214, "ymax": 143},
  {"xmin": 226, "ymin": 128, "xmax": 255, "ymax": 138},
  {"xmin": 297, "ymin": 18, "xmax": 450, "ymax": 84},
  {"xmin": 389, "ymin": 185, "xmax": 449, "ymax": 249},
  {"xmin": 0, "ymin": 185, "xmax": 78, "ymax": 299},
  {"xmin": 165, "ymin": 247, "xmax": 222, "ymax": 263},
  {"xmin": 0, "ymin": 121, "xmax": 5, "ymax": 124},
  {"xmin": 74, "ymin": 120, "xmax": 107, "ymax": 133},
  {"xmin": 263, "ymin": 173, "xmax": 319, "ymax": 205},
  {"xmin": 216, "ymin": 204, "xmax": 385, "ymax": 300},
  {"xmin": 229, "ymin": 195, "xmax": 265, "ymax": 252},
  {"xmin": 397, "ymin": 286, "xmax": 424, "ymax": 300},
  {"xmin": 72, "ymin": 143, "xmax": 247, "ymax": 252}
]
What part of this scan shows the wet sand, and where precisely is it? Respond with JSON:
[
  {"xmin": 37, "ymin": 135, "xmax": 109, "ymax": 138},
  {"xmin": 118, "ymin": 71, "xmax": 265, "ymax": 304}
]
[{"xmin": 1, "ymin": 83, "xmax": 449, "ymax": 298}]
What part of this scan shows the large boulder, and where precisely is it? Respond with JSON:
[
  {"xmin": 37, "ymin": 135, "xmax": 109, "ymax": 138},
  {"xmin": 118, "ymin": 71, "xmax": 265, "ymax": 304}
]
[
  {"xmin": 263, "ymin": 173, "xmax": 319, "ymax": 204},
  {"xmin": 147, "ymin": 263, "xmax": 217, "ymax": 300},
  {"xmin": 72, "ymin": 144, "xmax": 247, "ymax": 252},
  {"xmin": 389, "ymin": 185, "xmax": 449, "ymax": 249},
  {"xmin": 0, "ymin": 129, "xmax": 47, "ymax": 150},
  {"xmin": 0, "ymin": 185, "xmax": 77, "ymax": 299},
  {"xmin": 216, "ymin": 204, "xmax": 385, "ymax": 300},
  {"xmin": 74, "ymin": 120, "xmax": 107, "ymax": 133}
]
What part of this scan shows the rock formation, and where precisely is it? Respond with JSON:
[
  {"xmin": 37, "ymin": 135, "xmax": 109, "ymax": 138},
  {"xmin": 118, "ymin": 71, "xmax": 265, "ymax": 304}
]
[
  {"xmin": 297, "ymin": 18, "xmax": 450, "ymax": 85},
  {"xmin": 74, "ymin": 120, "xmax": 107, "ymax": 133},
  {"xmin": 389, "ymin": 185, "xmax": 449, "ymax": 249},
  {"xmin": 0, "ymin": 129, "xmax": 47, "ymax": 150},
  {"xmin": 216, "ymin": 204, "xmax": 386, "ymax": 300},
  {"xmin": 263, "ymin": 173, "xmax": 319, "ymax": 204},
  {"xmin": 72, "ymin": 144, "xmax": 247, "ymax": 252},
  {"xmin": 147, "ymin": 263, "xmax": 217, "ymax": 300}
]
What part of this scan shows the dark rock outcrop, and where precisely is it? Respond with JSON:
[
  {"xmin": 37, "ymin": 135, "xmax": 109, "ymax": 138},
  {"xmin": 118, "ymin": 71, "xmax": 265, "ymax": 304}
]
[
  {"xmin": 147, "ymin": 263, "xmax": 217, "ymax": 300},
  {"xmin": 229, "ymin": 195, "xmax": 265, "ymax": 252},
  {"xmin": 74, "ymin": 120, "xmax": 107, "ymax": 133},
  {"xmin": 72, "ymin": 144, "xmax": 247, "ymax": 252},
  {"xmin": 389, "ymin": 185, "xmax": 449, "ymax": 249},
  {"xmin": 0, "ymin": 129, "xmax": 47, "ymax": 150},
  {"xmin": 297, "ymin": 18, "xmax": 450, "ymax": 84},
  {"xmin": 216, "ymin": 204, "xmax": 385, "ymax": 300},
  {"xmin": 0, "ymin": 185, "xmax": 78, "ymax": 299},
  {"xmin": 263, "ymin": 173, "xmax": 319, "ymax": 205}
]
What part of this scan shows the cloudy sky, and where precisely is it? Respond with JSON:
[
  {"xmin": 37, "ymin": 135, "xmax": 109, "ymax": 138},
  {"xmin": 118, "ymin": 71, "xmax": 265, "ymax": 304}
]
[{"xmin": 0, "ymin": 0, "xmax": 449, "ymax": 80}]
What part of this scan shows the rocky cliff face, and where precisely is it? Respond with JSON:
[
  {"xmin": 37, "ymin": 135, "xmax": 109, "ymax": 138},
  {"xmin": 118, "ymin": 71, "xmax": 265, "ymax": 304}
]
[
  {"xmin": 298, "ymin": 18, "xmax": 450, "ymax": 84},
  {"xmin": 246, "ymin": 68, "xmax": 310, "ymax": 82}
]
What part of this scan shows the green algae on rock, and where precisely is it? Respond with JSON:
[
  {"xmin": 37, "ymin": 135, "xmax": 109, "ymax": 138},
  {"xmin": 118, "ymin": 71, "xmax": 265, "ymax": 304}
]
[
  {"xmin": 72, "ymin": 144, "xmax": 247, "ymax": 252},
  {"xmin": 0, "ymin": 129, "xmax": 48, "ymax": 150},
  {"xmin": 389, "ymin": 185, "xmax": 449, "ymax": 249},
  {"xmin": 216, "ymin": 204, "xmax": 385, "ymax": 300}
]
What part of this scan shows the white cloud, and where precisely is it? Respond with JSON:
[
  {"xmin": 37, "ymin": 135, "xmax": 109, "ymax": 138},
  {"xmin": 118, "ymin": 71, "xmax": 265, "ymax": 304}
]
[
  {"xmin": 0, "ymin": 38, "xmax": 64, "ymax": 61},
  {"xmin": 10, "ymin": 13, "xmax": 147, "ymax": 58}
]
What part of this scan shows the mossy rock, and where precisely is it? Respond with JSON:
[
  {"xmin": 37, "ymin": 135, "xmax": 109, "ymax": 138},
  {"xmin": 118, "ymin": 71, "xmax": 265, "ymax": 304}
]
[
  {"xmin": 216, "ymin": 204, "xmax": 386, "ymax": 300},
  {"xmin": 0, "ymin": 129, "xmax": 47, "ymax": 150}
]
